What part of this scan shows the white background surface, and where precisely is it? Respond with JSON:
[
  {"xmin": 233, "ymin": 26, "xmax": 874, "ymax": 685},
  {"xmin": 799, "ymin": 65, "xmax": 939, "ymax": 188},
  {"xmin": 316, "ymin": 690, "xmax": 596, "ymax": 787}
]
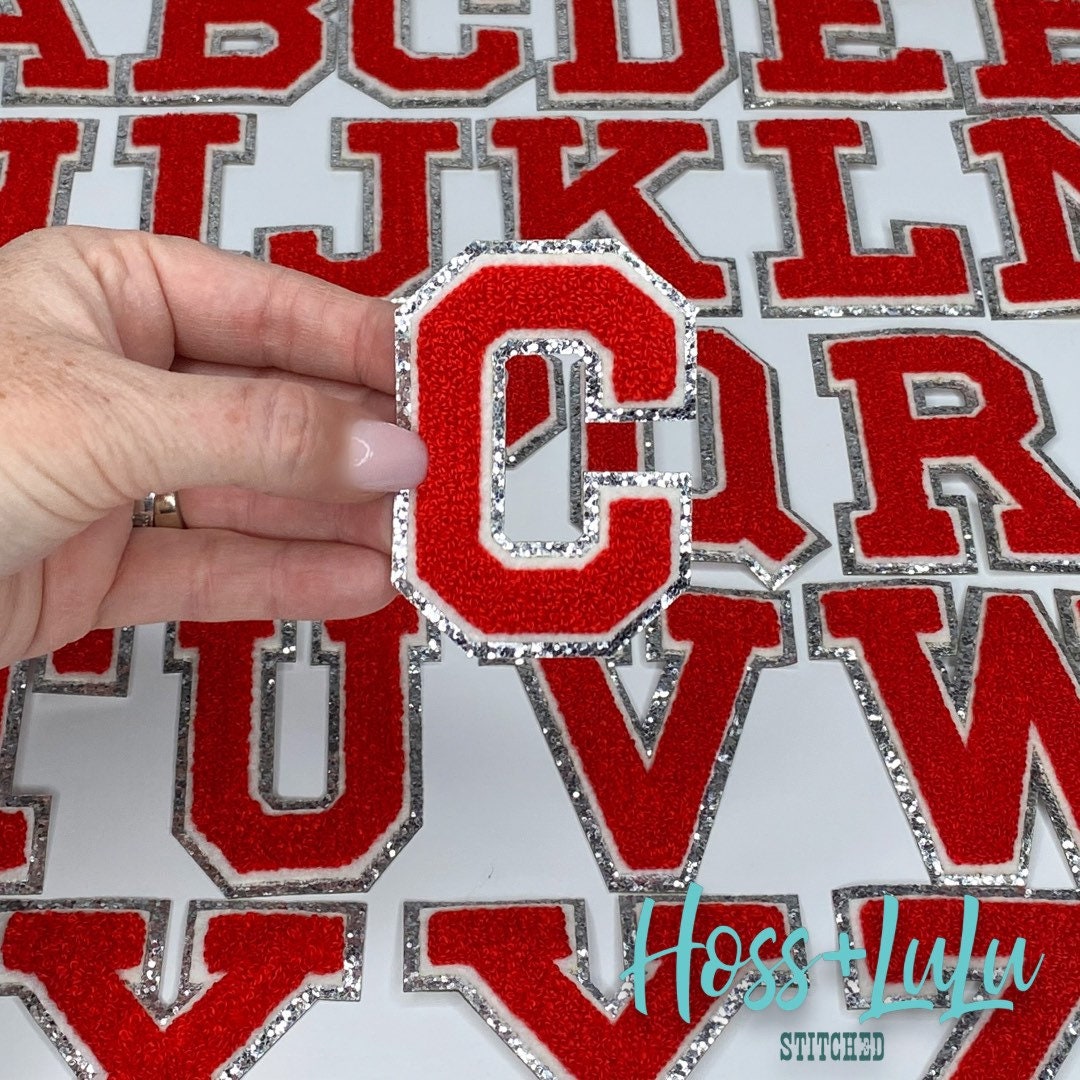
[{"xmin": 3, "ymin": 0, "xmax": 1080, "ymax": 1076}]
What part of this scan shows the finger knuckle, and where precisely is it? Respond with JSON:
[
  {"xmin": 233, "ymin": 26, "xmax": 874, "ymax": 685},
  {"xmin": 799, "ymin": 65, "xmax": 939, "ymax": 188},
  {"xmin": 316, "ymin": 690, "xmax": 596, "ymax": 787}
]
[
  {"xmin": 267, "ymin": 544, "xmax": 296, "ymax": 614},
  {"xmin": 250, "ymin": 379, "xmax": 324, "ymax": 485},
  {"xmin": 190, "ymin": 534, "xmax": 226, "ymax": 618}
]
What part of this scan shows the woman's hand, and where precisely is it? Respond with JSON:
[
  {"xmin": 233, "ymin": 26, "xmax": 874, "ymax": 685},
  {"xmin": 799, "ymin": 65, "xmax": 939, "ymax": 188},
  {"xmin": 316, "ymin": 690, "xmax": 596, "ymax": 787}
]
[{"xmin": 0, "ymin": 226, "xmax": 427, "ymax": 669}]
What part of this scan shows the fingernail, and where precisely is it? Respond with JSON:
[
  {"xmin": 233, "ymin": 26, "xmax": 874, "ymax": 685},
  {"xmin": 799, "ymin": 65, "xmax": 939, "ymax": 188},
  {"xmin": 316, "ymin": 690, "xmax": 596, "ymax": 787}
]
[{"xmin": 348, "ymin": 421, "xmax": 428, "ymax": 492}]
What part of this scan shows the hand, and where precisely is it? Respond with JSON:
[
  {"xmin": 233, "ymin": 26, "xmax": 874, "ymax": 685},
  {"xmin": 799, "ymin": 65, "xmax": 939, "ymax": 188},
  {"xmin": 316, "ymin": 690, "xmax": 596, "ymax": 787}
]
[{"xmin": 0, "ymin": 226, "xmax": 427, "ymax": 669}]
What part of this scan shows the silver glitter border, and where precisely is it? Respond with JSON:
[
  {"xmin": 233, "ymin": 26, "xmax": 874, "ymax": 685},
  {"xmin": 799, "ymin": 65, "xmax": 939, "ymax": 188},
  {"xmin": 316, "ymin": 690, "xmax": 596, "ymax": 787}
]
[
  {"xmin": 254, "ymin": 116, "xmax": 472, "ymax": 298},
  {"xmin": 691, "ymin": 329, "xmax": 829, "ymax": 590},
  {"xmin": 207, "ymin": 25, "xmax": 278, "ymax": 60},
  {"xmin": 506, "ymin": 350, "xmax": 568, "ymax": 468},
  {"xmin": 404, "ymin": 893, "xmax": 804, "ymax": 1079},
  {"xmin": 1054, "ymin": 588, "xmax": 1080, "ymax": 657},
  {"xmin": 567, "ymin": 361, "xmax": 654, "ymax": 533},
  {"xmin": 1, "ymin": 117, "xmax": 99, "ymax": 231},
  {"xmin": 517, "ymin": 587, "xmax": 795, "ymax": 892},
  {"xmin": 50, "ymin": 119, "xmax": 97, "ymax": 230},
  {"xmin": 909, "ymin": 374, "xmax": 983, "ymax": 417},
  {"xmin": 812, "ymin": 328, "xmax": 1080, "ymax": 575},
  {"xmin": 393, "ymin": 238, "xmax": 698, "ymax": 661},
  {"xmin": 953, "ymin": 114, "xmax": 1080, "ymax": 320},
  {"xmin": 959, "ymin": 0, "xmax": 1080, "ymax": 116},
  {"xmin": 0, "ymin": 661, "xmax": 49, "ymax": 895},
  {"xmin": 165, "ymin": 616, "xmax": 439, "ymax": 898},
  {"xmin": 558, "ymin": 362, "xmax": 643, "ymax": 666},
  {"xmin": 33, "ymin": 627, "xmax": 135, "ymax": 699},
  {"xmin": 833, "ymin": 885, "xmax": 1080, "ymax": 1080},
  {"xmin": 0, "ymin": 898, "xmax": 364, "ymax": 1079},
  {"xmin": 497, "ymin": 336, "xmax": 687, "ymax": 562},
  {"xmin": 461, "ymin": 0, "xmax": 530, "ymax": 14},
  {"xmin": 114, "ymin": 0, "xmax": 337, "ymax": 106},
  {"xmin": 477, "ymin": 117, "xmax": 741, "ymax": 319},
  {"xmin": 741, "ymin": 119, "xmax": 984, "ymax": 318},
  {"xmin": 115, "ymin": 112, "xmax": 256, "ymax": 248},
  {"xmin": 0, "ymin": 1, "xmax": 115, "ymax": 106},
  {"xmin": 807, "ymin": 580, "xmax": 1080, "ymax": 888},
  {"xmin": 535, "ymin": 0, "xmax": 738, "ymax": 111},
  {"xmin": 740, "ymin": 0, "xmax": 962, "ymax": 111},
  {"xmin": 337, "ymin": 0, "xmax": 535, "ymax": 108}
]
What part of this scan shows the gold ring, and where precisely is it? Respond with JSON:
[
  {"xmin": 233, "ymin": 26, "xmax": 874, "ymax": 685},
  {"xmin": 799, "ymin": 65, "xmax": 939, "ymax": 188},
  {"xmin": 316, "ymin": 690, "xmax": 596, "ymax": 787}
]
[
  {"xmin": 153, "ymin": 491, "xmax": 186, "ymax": 528},
  {"xmin": 132, "ymin": 492, "xmax": 186, "ymax": 529}
]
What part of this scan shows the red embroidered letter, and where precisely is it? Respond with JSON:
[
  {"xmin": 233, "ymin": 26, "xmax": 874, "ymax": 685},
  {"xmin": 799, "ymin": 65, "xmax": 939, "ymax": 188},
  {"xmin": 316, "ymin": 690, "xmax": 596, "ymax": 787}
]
[
  {"xmin": 743, "ymin": 0, "xmax": 958, "ymax": 108},
  {"xmin": 35, "ymin": 628, "xmax": 133, "ymax": 698},
  {"xmin": 814, "ymin": 583, "xmax": 1080, "ymax": 884},
  {"xmin": 543, "ymin": 0, "xmax": 733, "ymax": 108},
  {"xmin": 170, "ymin": 597, "xmax": 437, "ymax": 895},
  {"xmin": 0, "ymin": 900, "xmax": 363, "ymax": 1078},
  {"xmin": 746, "ymin": 117, "xmax": 979, "ymax": 316},
  {"xmin": 116, "ymin": 113, "xmax": 254, "ymax": 245},
  {"xmin": 816, "ymin": 330, "xmax": 1080, "ymax": 573},
  {"xmin": 565, "ymin": 328, "xmax": 826, "ymax": 584},
  {"xmin": 0, "ymin": 666, "xmax": 47, "ymax": 894},
  {"xmin": 505, "ymin": 353, "xmax": 567, "ymax": 465},
  {"xmin": 692, "ymin": 330, "xmax": 826, "ymax": 588},
  {"xmin": 520, "ymin": 589, "xmax": 792, "ymax": 889},
  {"xmin": 125, "ymin": 0, "xmax": 332, "ymax": 104},
  {"xmin": 485, "ymin": 117, "xmax": 737, "ymax": 315},
  {"xmin": 0, "ymin": 0, "xmax": 110, "ymax": 102},
  {"xmin": 344, "ymin": 0, "xmax": 532, "ymax": 106},
  {"xmin": 960, "ymin": 114, "xmax": 1080, "ymax": 318},
  {"xmin": 397, "ymin": 242, "xmax": 695, "ymax": 658},
  {"xmin": 966, "ymin": 0, "xmax": 1080, "ymax": 111},
  {"xmin": 565, "ymin": 359, "xmax": 654, "ymax": 531},
  {"xmin": 406, "ymin": 896, "xmax": 797, "ymax": 1078},
  {"xmin": 0, "ymin": 118, "xmax": 94, "ymax": 248},
  {"xmin": 262, "ymin": 119, "xmax": 468, "ymax": 298},
  {"xmin": 840, "ymin": 889, "xmax": 1080, "ymax": 1080}
]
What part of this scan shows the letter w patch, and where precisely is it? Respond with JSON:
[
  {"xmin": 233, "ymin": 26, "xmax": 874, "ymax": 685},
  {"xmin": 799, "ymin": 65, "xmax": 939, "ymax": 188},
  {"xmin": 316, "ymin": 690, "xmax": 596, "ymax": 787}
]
[{"xmin": 810, "ymin": 582, "xmax": 1080, "ymax": 887}]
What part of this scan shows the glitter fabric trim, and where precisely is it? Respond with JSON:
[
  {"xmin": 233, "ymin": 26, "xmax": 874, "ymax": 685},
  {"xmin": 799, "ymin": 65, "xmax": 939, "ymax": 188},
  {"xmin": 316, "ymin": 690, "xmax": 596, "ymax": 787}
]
[
  {"xmin": 0, "ymin": 898, "xmax": 364, "ymax": 1079},
  {"xmin": 404, "ymin": 893, "xmax": 804, "ymax": 1079},
  {"xmin": 394, "ymin": 238, "xmax": 698, "ymax": 661}
]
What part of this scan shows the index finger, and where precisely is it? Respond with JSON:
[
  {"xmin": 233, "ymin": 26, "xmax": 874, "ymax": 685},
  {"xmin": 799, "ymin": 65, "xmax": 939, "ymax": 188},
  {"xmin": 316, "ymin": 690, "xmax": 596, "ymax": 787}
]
[{"xmin": 79, "ymin": 228, "xmax": 397, "ymax": 395}]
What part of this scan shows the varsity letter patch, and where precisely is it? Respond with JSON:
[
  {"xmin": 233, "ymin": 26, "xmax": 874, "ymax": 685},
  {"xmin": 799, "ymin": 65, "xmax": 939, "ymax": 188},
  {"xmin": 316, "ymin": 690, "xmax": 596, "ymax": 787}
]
[{"xmin": 394, "ymin": 239, "xmax": 696, "ymax": 660}]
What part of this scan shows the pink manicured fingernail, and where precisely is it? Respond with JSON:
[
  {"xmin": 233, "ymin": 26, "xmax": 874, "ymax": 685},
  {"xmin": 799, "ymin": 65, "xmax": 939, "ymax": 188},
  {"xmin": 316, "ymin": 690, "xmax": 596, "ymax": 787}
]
[{"xmin": 348, "ymin": 421, "xmax": 428, "ymax": 492}]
